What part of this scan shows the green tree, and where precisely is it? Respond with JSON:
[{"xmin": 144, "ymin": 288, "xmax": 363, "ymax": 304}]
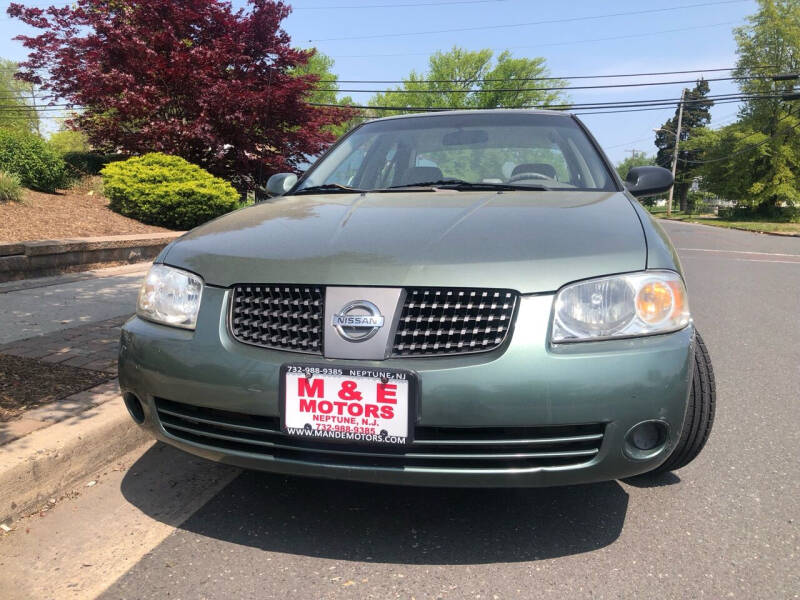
[
  {"xmin": 686, "ymin": 117, "xmax": 800, "ymax": 210},
  {"xmin": 725, "ymin": 0, "xmax": 800, "ymax": 208},
  {"xmin": 733, "ymin": 0, "xmax": 800, "ymax": 125},
  {"xmin": 616, "ymin": 152, "xmax": 655, "ymax": 181},
  {"xmin": 369, "ymin": 46, "xmax": 568, "ymax": 113},
  {"xmin": 290, "ymin": 50, "xmax": 362, "ymax": 138},
  {"xmin": 654, "ymin": 79, "xmax": 714, "ymax": 212},
  {"xmin": 0, "ymin": 59, "xmax": 39, "ymax": 135},
  {"xmin": 48, "ymin": 129, "xmax": 90, "ymax": 155},
  {"xmin": 616, "ymin": 153, "xmax": 661, "ymax": 207}
]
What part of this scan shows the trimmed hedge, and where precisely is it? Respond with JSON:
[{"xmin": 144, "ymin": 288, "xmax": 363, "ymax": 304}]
[
  {"xmin": 101, "ymin": 153, "xmax": 240, "ymax": 229},
  {"xmin": 0, "ymin": 130, "xmax": 68, "ymax": 192},
  {"xmin": 718, "ymin": 205, "xmax": 800, "ymax": 223}
]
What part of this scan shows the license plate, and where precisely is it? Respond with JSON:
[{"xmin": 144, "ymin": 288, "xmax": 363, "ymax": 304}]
[{"xmin": 280, "ymin": 364, "xmax": 415, "ymax": 446}]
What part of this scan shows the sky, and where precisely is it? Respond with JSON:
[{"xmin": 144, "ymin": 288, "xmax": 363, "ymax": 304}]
[{"xmin": 0, "ymin": 0, "xmax": 759, "ymax": 165}]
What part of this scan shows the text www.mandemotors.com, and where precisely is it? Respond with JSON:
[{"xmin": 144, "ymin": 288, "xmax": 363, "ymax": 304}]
[{"xmin": 286, "ymin": 428, "xmax": 406, "ymax": 444}]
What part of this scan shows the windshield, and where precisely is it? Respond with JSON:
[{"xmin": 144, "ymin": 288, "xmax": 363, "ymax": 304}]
[{"xmin": 294, "ymin": 112, "xmax": 616, "ymax": 193}]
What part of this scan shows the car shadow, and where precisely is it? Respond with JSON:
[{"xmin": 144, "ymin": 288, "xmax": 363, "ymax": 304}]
[
  {"xmin": 623, "ymin": 471, "xmax": 681, "ymax": 488},
  {"xmin": 121, "ymin": 443, "xmax": 630, "ymax": 565}
]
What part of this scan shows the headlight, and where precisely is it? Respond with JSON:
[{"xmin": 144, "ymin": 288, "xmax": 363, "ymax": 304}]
[
  {"xmin": 137, "ymin": 264, "xmax": 203, "ymax": 330},
  {"xmin": 552, "ymin": 271, "xmax": 690, "ymax": 343}
]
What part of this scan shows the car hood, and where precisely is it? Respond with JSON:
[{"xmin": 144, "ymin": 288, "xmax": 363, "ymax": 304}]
[{"xmin": 163, "ymin": 190, "xmax": 646, "ymax": 294}]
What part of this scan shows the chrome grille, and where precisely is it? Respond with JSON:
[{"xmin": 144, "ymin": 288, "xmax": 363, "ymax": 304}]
[
  {"xmin": 155, "ymin": 398, "xmax": 604, "ymax": 471},
  {"xmin": 229, "ymin": 285, "xmax": 324, "ymax": 353},
  {"xmin": 392, "ymin": 288, "xmax": 517, "ymax": 356},
  {"xmin": 228, "ymin": 285, "xmax": 518, "ymax": 357}
]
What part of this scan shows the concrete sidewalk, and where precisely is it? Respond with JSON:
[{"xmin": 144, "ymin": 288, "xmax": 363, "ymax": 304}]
[
  {"xmin": 0, "ymin": 265, "xmax": 152, "ymax": 524},
  {"xmin": 0, "ymin": 262, "xmax": 149, "ymax": 344}
]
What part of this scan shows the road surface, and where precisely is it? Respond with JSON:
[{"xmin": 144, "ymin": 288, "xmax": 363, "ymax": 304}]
[{"xmin": 1, "ymin": 220, "xmax": 798, "ymax": 599}]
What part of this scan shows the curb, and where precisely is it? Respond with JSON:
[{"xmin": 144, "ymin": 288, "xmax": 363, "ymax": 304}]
[
  {"xmin": 0, "ymin": 395, "xmax": 150, "ymax": 525},
  {"xmin": 657, "ymin": 217, "xmax": 800, "ymax": 238}
]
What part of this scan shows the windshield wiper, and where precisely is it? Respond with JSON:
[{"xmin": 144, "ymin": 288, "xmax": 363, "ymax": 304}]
[
  {"xmin": 383, "ymin": 180, "xmax": 550, "ymax": 192},
  {"xmin": 294, "ymin": 180, "xmax": 550, "ymax": 195},
  {"xmin": 292, "ymin": 183, "xmax": 365, "ymax": 195}
]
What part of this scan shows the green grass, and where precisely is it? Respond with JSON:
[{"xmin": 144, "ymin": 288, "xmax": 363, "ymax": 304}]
[{"xmin": 650, "ymin": 209, "xmax": 800, "ymax": 235}]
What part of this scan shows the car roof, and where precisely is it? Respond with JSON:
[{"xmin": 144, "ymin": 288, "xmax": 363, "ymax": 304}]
[{"xmin": 366, "ymin": 108, "xmax": 575, "ymax": 123}]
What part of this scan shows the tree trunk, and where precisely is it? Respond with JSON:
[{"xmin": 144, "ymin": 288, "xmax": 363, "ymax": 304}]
[{"xmin": 678, "ymin": 183, "xmax": 690, "ymax": 213}]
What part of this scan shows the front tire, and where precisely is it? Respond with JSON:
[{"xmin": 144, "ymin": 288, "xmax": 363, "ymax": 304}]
[{"xmin": 649, "ymin": 331, "xmax": 716, "ymax": 475}]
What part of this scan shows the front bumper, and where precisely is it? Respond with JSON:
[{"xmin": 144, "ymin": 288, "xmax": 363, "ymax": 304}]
[{"xmin": 119, "ymin": 286, "xmax": 694, "ymax": 487}]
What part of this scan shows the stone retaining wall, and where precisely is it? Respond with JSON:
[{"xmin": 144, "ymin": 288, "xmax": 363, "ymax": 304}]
[{"xmin": 0, "ymin": 232, "xmax": 182, "ymax": 282}]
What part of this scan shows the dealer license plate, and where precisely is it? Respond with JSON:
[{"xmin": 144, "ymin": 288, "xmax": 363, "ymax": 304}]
[{"xmin": 281, "ymin": 365, "xmax": 414, "ymax": 446}]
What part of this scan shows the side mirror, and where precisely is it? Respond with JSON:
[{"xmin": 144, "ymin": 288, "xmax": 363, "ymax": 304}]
[
  {"xmin": 624, "ymin": 166, "xmax": 673, "ymax": 198},
  {"xmin": 266, "ymin": 173, "xmax": 298, "ymax": 197}
]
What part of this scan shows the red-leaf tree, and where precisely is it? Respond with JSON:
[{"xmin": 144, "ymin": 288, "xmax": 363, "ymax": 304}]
[{"xmin": 7, "ymin": 0, "xmax": 351, "ymax": 190}]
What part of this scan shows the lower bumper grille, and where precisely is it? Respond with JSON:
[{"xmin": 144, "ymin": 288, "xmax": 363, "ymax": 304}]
[{"xmin": 155, "ymin": 398, "xmax": 604, "ymax": 471}]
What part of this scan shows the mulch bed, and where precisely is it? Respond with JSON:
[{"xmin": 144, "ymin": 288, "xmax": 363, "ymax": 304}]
[
  {"xmin": 0, "ymin": 180, "xmax": 172, "ymax": 243},
  {"xmin": 0, "ymin": 353, "xmax": 110, "ymax": 422}
]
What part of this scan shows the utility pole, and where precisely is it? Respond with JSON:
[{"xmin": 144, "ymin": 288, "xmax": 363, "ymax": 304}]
[
  {"xmin": 29, "ymin": 85, "xmax": 40, "ymax": 137},
  {"xmin": 625, "ymin": 149, "xmax": 640, "ymax": 161},
  {"xmin": 667, "ymin": 88, "xmax": 685, "ymax": 217}
]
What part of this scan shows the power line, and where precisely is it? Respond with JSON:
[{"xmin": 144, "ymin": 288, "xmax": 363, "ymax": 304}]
[
  {"xmin": 683, "ymin": 118, "xmax": 800, "ymax": 164},
  {"xmin": 328, "ymin": 67, "xmax": 752, "ymax": 83},
  {"xmin": 308, "ymin": 92, "xmax": 789, "ymax": 113},
  {"xmin": 575, "ymin": 99, "xmax": 746, "ymax": 115},
  {"xmin": 294, "ymin": 0, "xmax": 509, "ymax": 8},
  {"xmin": 330, "ymin": 21, "xmax": 740, "ymax": 59},
  {"xmin": 2, "ymin": 66, "xmax": 777, "ymax": 82},
  {"xmin": 307, "ymin": 0, "xmax": 749, "ymax": 42},
  {"xmin": 0, "ymin": 72, "xmax": 768, "ymax": 101},
  {"xmin": 687, "ymin": 106, "xmax": 798, "ymax": 160},
  {"xmin": 605, "ymin": 136, "xmax": 663, "ymax": 150},
  {"xmin": 599, "ymin": 110, "xmax": 745, "ymax": 157},
  {"xmin": 1, "ymin": 1, "xmax": 514, "ymax": 19},
  {"xmin": 320, "ymin": 76, "xmax": 765, "ymax": 94},
  {"xmin": 605, "ymin": 108, "xmax": 798, "ymax": 164},
  {"xmin": 0, "ymin": 21, "xmax": 742, "ymax": 58},
  {"xmin": 0, "ymin": 106, "xmax": 75, "ymax": 112},
  {"xmin": 0, "ymin": 71, "xmax": 769, "ymax": 104},
  {"xmin": 0, "ymin": 101, "xmax": 739, "ymax": 115},
  {"xmin": 321, "ymin": 65, "xmax": 776, "ymax": 83},
  {"xmin": 2, "ymin": 90, "xmax": 787, "ymax": 114}
]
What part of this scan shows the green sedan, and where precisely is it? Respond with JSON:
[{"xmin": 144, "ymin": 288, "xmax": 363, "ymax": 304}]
[{"xmin": 119, "ymin": 110, "xmax": 715, "ymax": 487}]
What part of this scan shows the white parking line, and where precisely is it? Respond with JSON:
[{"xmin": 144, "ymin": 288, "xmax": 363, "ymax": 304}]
[
  {"xmin": 678, "ymin": 247, "xmax": 800, "ymax": 259},
  {"xmin": 679, "ymin": 253, "xmax": 800, "ymax": 265},
  {"xmin": 678, "ymin": 248, "xmax": 800, "ymax": 264},
  {"xmin": 732, "ymin": 258, "xmax": 800, "ymax": 265}
]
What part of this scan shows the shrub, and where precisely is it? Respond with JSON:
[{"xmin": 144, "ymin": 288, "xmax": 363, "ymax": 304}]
[
  {"xmin": 101, "ymin": 153, "xmax": 240, "ymax": 229},
  {"xmin": 63, "ymin": 151, "xmax": 126, "ymax": 177},
  {"xmin": 0, "ymin": 130, "xmax": 68, "ymax": 192},
  {"xmin": 0, "ymin": 171, "xmax": 23, "ymax": 203},
  {"xmin": 718, "ymin": 205, "xmax": 800, "ymax": 222},
  {"xmin": 687, "ymin": 191, "xmax": 715, "ymax": 215}
]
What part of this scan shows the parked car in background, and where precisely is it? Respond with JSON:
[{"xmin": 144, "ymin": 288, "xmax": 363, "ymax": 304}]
[{"xmin": 119, "ymin": 110, "xmax": 715, "ymax": 487}]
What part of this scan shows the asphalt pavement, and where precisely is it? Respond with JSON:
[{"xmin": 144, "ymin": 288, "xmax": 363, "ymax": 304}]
[{"xmin": 1, "ymin": 220, "xmax": 798, "ymax": 599}]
